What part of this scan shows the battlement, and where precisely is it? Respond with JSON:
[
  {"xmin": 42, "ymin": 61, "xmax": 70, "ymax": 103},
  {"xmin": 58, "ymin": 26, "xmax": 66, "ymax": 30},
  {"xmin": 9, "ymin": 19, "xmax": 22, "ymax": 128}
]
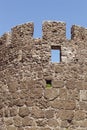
[
  {"xmin": 0, "ymin": 21, "xmax": 87, "ymax": 43},
  {"xmin": 0, "ymin": 21, "xmax": 87, "ymax": 69},
  {"xmin": 1, "ymin": 21, "xmax": 87, "ymax": 45},
  {"xmin": 1, "ymin": 21, "xmax": 87, "ymax": 130},
  {"xmin": 71, "ymin": 25, "xmax": 87, "ymax": 40}
]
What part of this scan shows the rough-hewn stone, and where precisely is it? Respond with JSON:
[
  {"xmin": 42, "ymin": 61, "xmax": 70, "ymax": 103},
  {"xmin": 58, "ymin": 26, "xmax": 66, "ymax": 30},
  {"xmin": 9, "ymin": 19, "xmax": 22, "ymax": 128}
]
[
  {"xmin": 13, "ymin": 116, "xmax": 22, "ymax": 127},
  {"xmin": 19, "ymin": 107, "xmax": 29, "ymax": 117},
  {"xmin": 22, "ymin": 116, "xmax": 33, "ymax": 126},
  {"xmin": 31, "ymin": 106, "xmax": 45, "ymax": 118},
  {"xmin": 1, "ymin": 21, "xmax": 87, "ymax": 129}
]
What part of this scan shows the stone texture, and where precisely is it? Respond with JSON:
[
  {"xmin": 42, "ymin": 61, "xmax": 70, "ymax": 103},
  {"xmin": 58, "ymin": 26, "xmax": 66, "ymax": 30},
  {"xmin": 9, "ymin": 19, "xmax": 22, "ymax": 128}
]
[
  {"xmin": 44, "ymin": 88, "xmax": 59, "ymax": 100},
  {"xmin": 36, "ymin": 119, "xmax": 47, "ymax": 127},
  {"xmin": 19, "ymin": 107, "xmax": 29, "ymax": 117},
  {"xmin": 31, "ymin": 106, "xmax": 45, "ymax": 118},
  {"xmin": 45, "ymin": 109, "xmax": 54, "ymax": 119},
  {"xmin": 47, "ymin": 119, "xmax": 59, "ymax": 127},
  {"xmin": 4, "ymin": 118, "xmax": 13, "ymax": 126},
  {"xmin": 13, "ymin": 116, "xmax": 22, "ymax": 127},
  {"xmin": 49, "ymin": 99, "xmax": 76, "ymax": 110},
  {"xmin": 22, "ymin": 116, "xmax": 33, "ymax": 126},
  {"xmin": 10, "ymin": 107, "xmax": 18, "ymax": 116},
  {"xmin": 7, "ymin": 126, "xmax": 17, "ymax": 130},
  {"xmin": 80, "ymin": 90, "xmax": 87, "ymax": 101},
  {"xmin": 74, "ymin": 110, "xmax": 86, "ymax": 120},
  {"xmin": 59, "ymin": 110, "xmax": 74, "ymax": 121},
  {"xmin": 1, "ymin": 21, "xmax": 87, "ymax": 130}
]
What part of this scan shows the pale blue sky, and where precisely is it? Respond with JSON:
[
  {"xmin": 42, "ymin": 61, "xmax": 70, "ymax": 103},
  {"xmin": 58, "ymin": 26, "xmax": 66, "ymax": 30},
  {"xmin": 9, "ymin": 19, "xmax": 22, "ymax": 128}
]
[{"xmin": 0, "ymin": 0, "xmax": 87, "ymax": 38}]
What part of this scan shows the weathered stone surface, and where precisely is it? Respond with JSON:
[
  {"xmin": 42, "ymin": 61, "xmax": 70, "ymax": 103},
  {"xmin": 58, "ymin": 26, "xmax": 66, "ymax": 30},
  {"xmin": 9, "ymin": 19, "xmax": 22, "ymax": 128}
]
[
  {"xmin": 7, "ymin": 80, "xmax": 18, "ymax": 92},
  {"xmin": 22, "ymin": 116, "xmax": 33, "ymax": 126},
  {"xmin": 74, "ymin": 110, "xmax": 86, "ymax": 120},
  {"xmin": 80, "ymin": 90, "xmax": 87, "ymax": 101},
  {"xmin": 25, "ymin": 128, "xmax": 51, "ymax": 130},
  {"xmin": 44, "ymin": 88, "xmax": 59, "ymax": 100},
  {"xmin": 52, "ymin": 80, "xmax": 64, "ymax": 88},
  {"xmin": 49, "ymin": 99, "xmax": 76, "ymax": 110},
  {"xmin": 60, "ymin": 120, "xmax": 70, "ymax": 128},
  {"xmin": 4, "ymin": 118, "xmax": 13, "ymax": 126},
  {"xmin": 30, "ymin": 87, "xmax": 43, "ymax": 99},
  {"xmin": 13, "ymin": 99, "xmax": 25, "ymax": 107},
  {"xmin": 73, "ymin": 120, "xmax": 87, "ymax": 128},
  {"xmin": 47, "ymin": 119, "xmax": 58, "ymax": 127},
  {"xmin": 59, "ymin": 110, "xmax": 74, "ymax": 120},
  {"xmin": 79, "ymin": 101, "xmax": 87, "ymax": 110},
  {"xmin": 45, "ymin": 109, "xmax": 54, "ymax": 119},
  {"xmin": 4, "ymin": 109, "xmax": 10, "ymax": 117},
  {"xmin": 10, "ymin": 107, "xmax": 17, "ymax": 116},
  {"xmin": 19, "ymin": 107, "xmax": 29, "ymax": 117},
  {"xmin": 17, "ymin": 128, "xmax": 24, "ymax": 130},
  {"xmin": 36, "ymin": 119, "xmax": 47, "ymax": 127},
  {"xmin": 7, "ymin": 126, "xmax": 17, "ymax": 130},
  {"xmin": 13, "ymin": 116, "xmax": 22, "ymax": 127},
  {"xmin": 0, "ymin": 109, "xmax": 3, "ymax": 117},
  {"xmin": 31, "ymin": 106, "xmax": 45, "ymax": 118},
  {"xmin": 66, "ymin": 80, "xmax": 76, "ymax": 90},
  {"xmin": 1, "ymin": 21, "xmax": 87, "ymax": 130},
  {"xmin": 59, "ymin": 88, "xmax": 67, "ymax": 100}
]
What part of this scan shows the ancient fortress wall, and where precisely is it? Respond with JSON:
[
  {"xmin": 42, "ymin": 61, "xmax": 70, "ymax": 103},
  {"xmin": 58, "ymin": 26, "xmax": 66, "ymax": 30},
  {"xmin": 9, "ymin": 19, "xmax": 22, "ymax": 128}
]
[{"xmin": 0, "ymin": 21, "xmax": 87, "ymax": 130}]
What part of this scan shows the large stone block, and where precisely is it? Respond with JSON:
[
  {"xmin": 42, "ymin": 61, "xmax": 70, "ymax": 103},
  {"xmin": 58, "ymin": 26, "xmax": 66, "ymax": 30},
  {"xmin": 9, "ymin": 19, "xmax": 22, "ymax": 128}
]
[{"xmin": 19, "ymin": 107, "xmax": 30, "ymax": 117}]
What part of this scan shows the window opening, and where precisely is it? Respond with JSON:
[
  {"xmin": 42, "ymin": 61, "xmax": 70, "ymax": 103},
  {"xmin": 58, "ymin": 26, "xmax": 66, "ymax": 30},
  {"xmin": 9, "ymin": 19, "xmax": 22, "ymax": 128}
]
[
  {"xmin": 51, "ymin": 46, "xmax": 61, "ymax": 63},
  {"xmin": 46, "ymin": 80, "xmax": 52, "ymax": 88}
]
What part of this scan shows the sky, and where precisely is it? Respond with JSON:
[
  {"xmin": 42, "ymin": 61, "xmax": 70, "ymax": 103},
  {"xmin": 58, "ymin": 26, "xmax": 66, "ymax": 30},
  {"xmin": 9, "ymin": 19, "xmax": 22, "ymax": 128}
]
[{"xmin": 0, "ymin": 0, "xmax": 87, "ymax": 39}]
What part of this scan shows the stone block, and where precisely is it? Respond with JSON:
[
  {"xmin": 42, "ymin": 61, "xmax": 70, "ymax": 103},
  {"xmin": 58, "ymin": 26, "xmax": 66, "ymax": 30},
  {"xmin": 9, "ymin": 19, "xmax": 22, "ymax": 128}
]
[
  {"xmin": 47, "ymin": 119, "xmax": 59, "ymax": 127},
  {"xmin": 52, "ymin": 80, "xmax": 64, "ymax": 88},
  {"xmin": 7, "ymin": 80, "xmax": 18, "ymax": 92},
  {"xmin": 79, "ymin": 101, "xmax": 87, "ymax": 111},
  {"xmin": 13, "ymin": 116, "xmax": 22, "ymax": 127},
  {"xmin": 80, "ymin": 90, "xmax": 87, "ymax": 101},
  {"xmin": 19, "ymin": 107, "xmax": 29, "ymax": 117},
  {"xmin": 31, "ymin": 106, "xmax": 45, "ymax": 118},
  {"xmin": 74, "ymin": 110, "xmax": 86, "ymax": 120},
  {"xmin": 49, "ymin": 99, "xmax": 76, "ymax": 110},
  {"xmin": 4, "ymin": 118, "xmax": 13, "ymax": 126},
  {"xmin": 45, "ymin": 109, "xmax": 54, "ymax": 119},
  {"xmin": 36, "ymin": 119, "xmax": 47, "ymax": 127},
  {"xmin": 59, "ymin": 88, "xmax": 67, "ymax": 100},
  {"xmin": 22, "ymin": 116, "xmax": 33, "ymax": 126},
  {"xmin": 59, "ymin": 110, "xmax": 74, "ymax": 121},
  {"xmin": 10, "ymin": 107, "xmax": 18, "ymax": 116},
  {"xmin": 44, "ymin": 88, "xmax": 59, "ymax": 100},
  {"xmin": 7, "ymin": 126, "xmax": 17, "ymax": 130}
]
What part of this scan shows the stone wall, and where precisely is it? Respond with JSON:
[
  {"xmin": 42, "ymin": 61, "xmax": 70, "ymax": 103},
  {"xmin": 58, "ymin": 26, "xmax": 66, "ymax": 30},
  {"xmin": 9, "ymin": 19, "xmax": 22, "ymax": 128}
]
[{"xmin": 0, "ymin": 21, "xmax": 87, "ymax": 130}]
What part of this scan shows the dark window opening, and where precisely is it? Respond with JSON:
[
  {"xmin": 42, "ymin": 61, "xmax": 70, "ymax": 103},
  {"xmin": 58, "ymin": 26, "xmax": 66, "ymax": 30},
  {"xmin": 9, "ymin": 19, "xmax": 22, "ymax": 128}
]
[
  {"xmin": 46, "ymin": 80, "xmax": 52, "ymax": 88},
  {"xmin": 51, "ymin": 46, "xmax": 61, "ymax": 63}
]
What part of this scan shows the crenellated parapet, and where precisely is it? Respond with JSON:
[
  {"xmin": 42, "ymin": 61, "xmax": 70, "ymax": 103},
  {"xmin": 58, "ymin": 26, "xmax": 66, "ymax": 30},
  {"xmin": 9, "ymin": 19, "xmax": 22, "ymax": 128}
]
[
  {"xmin": 42, "ymin": 21, "xmax": 66, "ymax": 41},
  {"xmin": 0, "ymin": 21, "xmax": 87, "ymax": 70},
  {"xmin": 71, "ymin": 25, "xmax": 87, "ymax": 41},
  {"xmin": 11, "ymin": 22, "xmax": 34, "ymax": 43}
]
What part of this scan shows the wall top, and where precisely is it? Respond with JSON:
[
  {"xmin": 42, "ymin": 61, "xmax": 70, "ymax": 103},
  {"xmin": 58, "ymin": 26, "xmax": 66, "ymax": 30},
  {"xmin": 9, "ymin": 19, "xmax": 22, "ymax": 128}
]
[
  {"xmin": 0, "ymin": 21, "xmax": 87, "ymax": 70},
  {"xmin": 0, "ymin": 21, "xmax": 87, "ymax": 41}
]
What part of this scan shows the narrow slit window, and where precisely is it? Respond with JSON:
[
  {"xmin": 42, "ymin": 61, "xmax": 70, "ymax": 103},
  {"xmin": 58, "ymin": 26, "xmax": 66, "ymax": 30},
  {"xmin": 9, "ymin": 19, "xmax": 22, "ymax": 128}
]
[
  {"xmin": 46, "ymin": 80, "xmax": 52, "ymax": 88},
  {"xmin": 51, "ymin": 46, "xmax": 61, "ymax": 63}
]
